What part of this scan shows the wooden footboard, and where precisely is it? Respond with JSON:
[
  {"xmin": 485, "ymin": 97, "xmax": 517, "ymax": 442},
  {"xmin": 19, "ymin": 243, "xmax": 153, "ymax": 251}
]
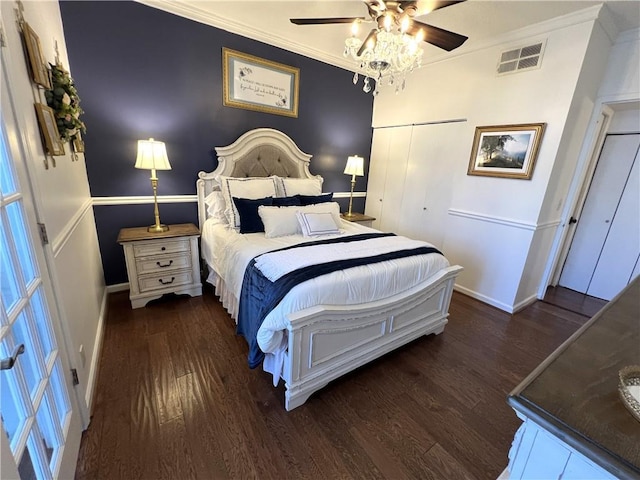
[{"xmin": 281, "ymin": 265, "xmax": 463, "ymax": 410}]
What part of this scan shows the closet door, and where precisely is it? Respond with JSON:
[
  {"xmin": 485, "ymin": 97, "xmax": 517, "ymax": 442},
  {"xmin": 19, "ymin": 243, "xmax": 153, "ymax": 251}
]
[
  {"xmin": 365, "ymin": 128, "xmax": 391, "ymax": 229},
  {"xmin": 559, "ymin": 134, "xmax": 640, "ymax": 299},
  {"xmin": 397, "ymin": 122, "xmax": 464, "ymax": 247},
  {"xmin": 586, "ymin": 149, "xmax": 639, "ymax": 299},
  {"xmin": 365, "ymin": 126, "xmax": 412, "ymax": 232}
]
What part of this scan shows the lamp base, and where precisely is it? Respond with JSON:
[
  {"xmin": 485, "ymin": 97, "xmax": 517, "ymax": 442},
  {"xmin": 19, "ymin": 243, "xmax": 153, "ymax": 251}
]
[
  {"xmin": 147, "ymin": 224, "xmax": 169, "ymax": 233},
  {"xmin": 342, "ymin": 212, "xmax": 358, "ymax": 219}
]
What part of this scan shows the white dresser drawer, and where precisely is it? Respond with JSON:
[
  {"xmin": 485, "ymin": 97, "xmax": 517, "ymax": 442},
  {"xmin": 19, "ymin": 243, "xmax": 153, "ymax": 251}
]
[
  {"xmin": 138, "ymin": 270, "xmax": 194, "ymax": 293},
  {"xmin": 135, "ymin": 253, "xmax": 191, "ymax": 275},
  {"xmin": 133, "ymin": 239, "xmax": 190, "ymax": 258}
]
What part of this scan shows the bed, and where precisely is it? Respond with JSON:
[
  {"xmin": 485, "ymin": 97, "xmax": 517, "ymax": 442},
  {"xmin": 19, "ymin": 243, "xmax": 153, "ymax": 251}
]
[{"xmin": 196, "ymin": 128, "xmax": 463, "ymax": 410}]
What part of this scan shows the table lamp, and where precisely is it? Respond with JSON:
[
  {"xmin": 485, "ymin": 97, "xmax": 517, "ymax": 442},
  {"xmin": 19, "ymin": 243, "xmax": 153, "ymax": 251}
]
[
  {"xmin": 135, "ymin": 138, "xmax": 171, "ymax": 233},
  {"xmin": 343, "ymin": 155, "xmax": 364, "ymax": 218}
]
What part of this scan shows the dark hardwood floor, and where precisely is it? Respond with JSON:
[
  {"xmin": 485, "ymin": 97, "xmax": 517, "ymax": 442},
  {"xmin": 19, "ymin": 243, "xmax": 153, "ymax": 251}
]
[
  {"xmin": 542, "ymin": 285, "xmax": 608, "ymax": 318},
  {"xmin": 75, "ymin": 287, "xmax": 591, "ymax": 480}
]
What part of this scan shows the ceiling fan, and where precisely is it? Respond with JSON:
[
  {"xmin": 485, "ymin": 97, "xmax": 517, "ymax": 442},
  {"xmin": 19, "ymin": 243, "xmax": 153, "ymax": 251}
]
[{"xmin": 290, "ymin": 0, "xmax": 468, "ymax": 53}]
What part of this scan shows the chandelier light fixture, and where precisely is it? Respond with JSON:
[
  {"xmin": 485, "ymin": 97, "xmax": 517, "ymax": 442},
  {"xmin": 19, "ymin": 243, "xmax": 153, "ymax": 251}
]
[
  {"xmin": 291, "ymin": 1, "xmax": 468, "ymax": 97},
  {"xmin": 344, "ymin": 12, "xmax": 424, "ymax": 96}
]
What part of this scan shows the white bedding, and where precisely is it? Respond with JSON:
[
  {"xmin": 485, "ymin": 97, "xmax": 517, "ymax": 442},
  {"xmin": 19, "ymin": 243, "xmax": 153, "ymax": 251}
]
[{"xmin": 201, "ymin": 218, "xmax": 450, "ymax": 355}]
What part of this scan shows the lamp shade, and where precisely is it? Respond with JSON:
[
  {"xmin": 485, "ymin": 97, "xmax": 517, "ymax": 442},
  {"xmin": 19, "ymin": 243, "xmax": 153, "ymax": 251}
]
[
  {"xmin": 344, "ymin": 155, "xmax": 364, "ymax": 176},
  {"xmin": 135, "ymin": 138, "xmax": 171, "ymax": 171}
]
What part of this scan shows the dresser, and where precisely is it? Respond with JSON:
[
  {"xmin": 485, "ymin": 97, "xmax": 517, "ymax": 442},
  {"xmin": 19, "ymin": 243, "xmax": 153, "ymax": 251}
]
[
  {"xmin": 117, "ymin": 223, "xmax": 202, "ymax": 309},
  {"xmin": 505, "ymin": 278, "xmax": 640, "ymax": 479}
]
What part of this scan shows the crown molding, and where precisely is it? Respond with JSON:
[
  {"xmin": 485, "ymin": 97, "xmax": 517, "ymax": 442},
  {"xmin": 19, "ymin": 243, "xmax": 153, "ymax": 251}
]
[
  {"xmin": 423, "ymin": 4, "xmax": 604, "ymax": 67},
  {"xmin": 137, "ymin": 1, "xmax": 608, "ymax": 74},
  {"xmin": 136, "ymin": 0, "xmax": 354, "ymax": 71}
]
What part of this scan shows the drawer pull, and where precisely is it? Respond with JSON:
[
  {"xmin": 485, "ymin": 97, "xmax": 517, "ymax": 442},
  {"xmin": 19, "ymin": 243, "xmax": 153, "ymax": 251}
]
[
  {"xmin": 161, "ymin": 246, "xmax": 166, "ymax": 251},
  {"xmin": 158, "ymin": 277, "xmax": 175, "ymax": 285},
  {"xmin": 156, "ymin": 260, "xmax": 173, "ymax": 268}
]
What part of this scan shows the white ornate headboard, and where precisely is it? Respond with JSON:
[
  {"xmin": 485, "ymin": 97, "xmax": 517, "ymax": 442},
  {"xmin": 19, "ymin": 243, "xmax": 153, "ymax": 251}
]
[{"xmin": 196, "ymin": 128, "xmax": 322, "ymax": 230}]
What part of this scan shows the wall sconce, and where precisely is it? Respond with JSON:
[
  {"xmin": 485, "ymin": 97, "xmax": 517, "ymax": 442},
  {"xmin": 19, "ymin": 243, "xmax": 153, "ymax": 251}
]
[
  {"xmin": 135, "ymin": 138, "xmax": 171, "ymax": 233},
  {"xmin": 343, "ymin": 155, "xmax": 364, "ymax": 218}
]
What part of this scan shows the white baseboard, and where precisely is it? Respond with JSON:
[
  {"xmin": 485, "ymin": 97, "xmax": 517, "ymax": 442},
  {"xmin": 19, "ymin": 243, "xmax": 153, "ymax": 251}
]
[
  {"xmin": 106, "ymin": 282, "xmax": 129, "ymax": 293},
  {"xmin": 512, "ymin": 294, "xmax": 539, "ymax": 313},
  {"xmin": 84, "ymin": 287, "xmax": 108, "ymax": 417},
  {"xmin": 453, "ymin": 284, "xmax": 514, "ymax": 313}
]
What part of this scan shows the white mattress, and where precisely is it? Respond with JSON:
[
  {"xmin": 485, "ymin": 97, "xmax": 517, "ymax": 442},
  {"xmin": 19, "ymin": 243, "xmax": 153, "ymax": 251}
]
[{"xmin": 201, "ymin": 219, "xmax": 450, "ymax": 354}]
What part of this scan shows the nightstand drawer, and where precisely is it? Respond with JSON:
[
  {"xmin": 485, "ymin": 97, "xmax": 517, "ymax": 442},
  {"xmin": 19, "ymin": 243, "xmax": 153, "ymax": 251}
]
[
  {"xmin": 135, "ymin": 253, "xmax": 191, "ymax": 275},
  {"xmin": 138, "ymin": 270, "xmax": 194, "ymax": 293},
  {"xmin": 133, "ymin": 239, "xmax": 190, "ymax": 258}
]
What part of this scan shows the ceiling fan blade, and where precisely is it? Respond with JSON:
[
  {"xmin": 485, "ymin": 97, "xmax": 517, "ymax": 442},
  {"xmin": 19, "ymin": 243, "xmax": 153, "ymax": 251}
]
[
  {"xmin": 357, "ymin": 29, "xmax": 378, "ymax": 56},
  {"xmin": 407, "ymin": 20, "xmax": 467, "ymax": 51},
  {"xmin": 290, "ymin": 17, "xmax": 365, "ymax": 25},
  {"xmin": 414, "ymin": 0, "xmax": 466, "ymax": 15}
]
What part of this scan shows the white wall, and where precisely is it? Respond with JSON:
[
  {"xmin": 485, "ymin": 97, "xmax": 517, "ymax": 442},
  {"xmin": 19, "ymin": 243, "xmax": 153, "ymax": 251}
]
[
  {"xmin": 369, "ymin": 6, "xmax": 615, "ymax": 311},
  {"xmin": 1, "ymin": 1, "xmax": 106, "ymax": 415},
  {"xmin": 541, "ymin": 26, "xmax": 640, "ymax": 294}
]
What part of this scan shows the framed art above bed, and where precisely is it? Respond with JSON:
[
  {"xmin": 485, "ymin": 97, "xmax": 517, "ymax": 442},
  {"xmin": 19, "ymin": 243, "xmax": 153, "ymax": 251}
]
[{"xmin": 222, "ymin": 48, "xmax": 299, "ymax": 118}]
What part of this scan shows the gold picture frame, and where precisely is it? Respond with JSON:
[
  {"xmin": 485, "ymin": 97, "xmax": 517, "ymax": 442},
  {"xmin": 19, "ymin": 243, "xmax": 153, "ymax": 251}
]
[
  {"xmin": 467, "ymin": 123, "xmax": 546, "ymax": 179},
  {"xmin": 35, "ymin": 103, "xmax": 64, "ymax": 156},
  {"xmin": 72, "ymin": 133, "xmax": 85, "ymax": 153},
  {"xmin": 223, "ymin": 48, "xmax": 299, "ymax": 118},
  {"xmin": 22, "ymin": 22, "xmax": 51, "ymax": 89}
]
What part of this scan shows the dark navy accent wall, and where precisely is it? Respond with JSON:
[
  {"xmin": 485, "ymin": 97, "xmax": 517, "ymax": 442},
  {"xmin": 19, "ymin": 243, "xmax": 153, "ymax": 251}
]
[{"xmin": 60, "ymin": 1, "xmax": 373, "ymax": 285}]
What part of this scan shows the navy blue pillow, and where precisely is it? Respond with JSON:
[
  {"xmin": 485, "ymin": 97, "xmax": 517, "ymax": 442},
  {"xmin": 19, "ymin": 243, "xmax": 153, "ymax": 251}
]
[
  {"xmin": 296, "ymin": 193, "xmax": 334, "ymax": 206},
  {"xmin": 272, "ymin": 196, "xmax": 301, "ymax": 206},
  {"xmin": 232, "ymin": 196, "xmax": 274, "ymax": 233}
]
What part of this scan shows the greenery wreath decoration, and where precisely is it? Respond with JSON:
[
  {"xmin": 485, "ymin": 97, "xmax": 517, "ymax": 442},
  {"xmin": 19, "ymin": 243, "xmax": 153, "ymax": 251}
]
[{"xmin": 44, "ymin": 63, "xmax": 86, "ymax": 142}]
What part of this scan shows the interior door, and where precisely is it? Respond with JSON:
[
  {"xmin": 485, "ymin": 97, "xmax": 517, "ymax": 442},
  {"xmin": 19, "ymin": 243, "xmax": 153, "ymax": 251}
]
[
  {"xmin": 1, "ymin": 48, "xmax": 82, "ymax": 479},
  {"xmin": 559, "ymin": 133, "xmax": 640, "ymax": 300}
]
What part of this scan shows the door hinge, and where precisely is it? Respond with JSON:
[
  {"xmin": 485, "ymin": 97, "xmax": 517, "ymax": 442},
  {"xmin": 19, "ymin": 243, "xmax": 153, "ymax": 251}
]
[
  {"xmin": 37, "ymin": 223, "xmax": 49, "ymax": 244},
  {"xmin": 71, "ymin": 368, "xmax": 79, "ymax": 386}
]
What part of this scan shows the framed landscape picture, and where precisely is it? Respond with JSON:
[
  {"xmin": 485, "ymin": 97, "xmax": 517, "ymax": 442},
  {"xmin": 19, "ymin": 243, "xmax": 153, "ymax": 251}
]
[
  {"xmin": 467, "ymin": 123, "xmax": 546, "ymax": 179},
  {"xmin": 223, "ymin": 48, "xmax": 299, "ymax": 118}
]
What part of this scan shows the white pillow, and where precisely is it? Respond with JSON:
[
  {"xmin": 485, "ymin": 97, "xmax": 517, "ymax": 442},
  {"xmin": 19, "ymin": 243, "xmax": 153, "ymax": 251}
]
[
  {"xmin": 259, "ymin": 205, "xmax": 299, "ymax": 238},
  {"xmin": 204, "ymin": 191, "xmax": 227, "ymax": 225},
  {"xmin": 297, "ymin": 211, "xmax": 340, "ymax": 237},
  {"xmin": 259, "ymin": 202, "xmax": 342, "ymax": 238},
  {"xmin": 276, "ymin": 177, "xmax": 323, "ymax": 197},
  {"xmin": 219, "ymin": 176, "xmax": 279, "ymax": 229}
]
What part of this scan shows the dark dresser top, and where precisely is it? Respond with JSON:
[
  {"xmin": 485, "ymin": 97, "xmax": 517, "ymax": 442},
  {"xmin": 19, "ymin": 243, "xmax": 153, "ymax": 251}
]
[{"xmin": 508, "ymin": 278, "xmax": 640, "ymax": 478}]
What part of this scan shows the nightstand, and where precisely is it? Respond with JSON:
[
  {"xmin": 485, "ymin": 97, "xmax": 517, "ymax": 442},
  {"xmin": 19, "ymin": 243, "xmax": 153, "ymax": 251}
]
[
  {"xmin": 341, "ymin": 212, "xmax": 376, "ymax": 228},
  {"xmin": 117, "ymin": 223, "xmax": 203, "ymax": 309}
]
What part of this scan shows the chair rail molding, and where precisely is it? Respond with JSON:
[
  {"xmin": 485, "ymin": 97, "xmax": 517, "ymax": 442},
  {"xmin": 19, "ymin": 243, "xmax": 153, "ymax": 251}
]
[{"xmin": 448, "ymin": 208, "xmax": 561, "ymax": 232}]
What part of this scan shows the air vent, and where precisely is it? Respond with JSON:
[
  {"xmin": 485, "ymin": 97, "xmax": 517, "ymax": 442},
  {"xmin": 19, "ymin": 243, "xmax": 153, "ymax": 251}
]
[{"xmin": 497, "ymin": 41, "xmax": 545, "ymax": 76}]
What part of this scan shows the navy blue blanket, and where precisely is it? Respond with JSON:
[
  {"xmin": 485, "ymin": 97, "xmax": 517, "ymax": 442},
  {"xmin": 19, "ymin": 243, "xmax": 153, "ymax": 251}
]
[{"xmin": 237, "ymin": 233, "xmax": 443, "ymax": 368}]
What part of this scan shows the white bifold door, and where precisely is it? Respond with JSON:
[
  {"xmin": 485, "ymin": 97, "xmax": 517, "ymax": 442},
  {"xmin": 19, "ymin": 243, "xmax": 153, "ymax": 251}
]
[{"xmin": 559, "ymin": 133, "xmax": 640, "ymax": 300}]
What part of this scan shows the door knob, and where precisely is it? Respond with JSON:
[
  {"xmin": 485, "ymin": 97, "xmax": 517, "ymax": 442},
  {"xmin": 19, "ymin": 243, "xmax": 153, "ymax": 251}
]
[
  {"xmin": 569, "ymin": 217, "xmax": 578, "ymax": 225},
  {"xmin": 1, "ymin": 344, "xmax": 25, "ymax": 370}
]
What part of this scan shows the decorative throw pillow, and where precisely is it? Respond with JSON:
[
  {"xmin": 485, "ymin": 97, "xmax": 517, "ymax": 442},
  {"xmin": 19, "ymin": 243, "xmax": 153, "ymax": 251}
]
[
  {"xmin": 204, "ymin": 191, "xmax": 227, "ymax": 225},
  {"xmin": 296, "ymin": 211, "xmax": 340, "ymax": 237},
  {"xmin": 258, "ymin": 202, "xmax": 342, "ymax": 238},
  {"xmin": 232, "ymin": 196, "xmax": 273, "ymax": 234},
  {"xmin": 272, "ymin": 195, "xmax": 301, "ymax": 206},
  {"xmin": 219, "ymin": 176, "xmax": 279, "ymax": 229},
  {"xmin": 296, "ymin": 193, "xmax": 334, "ymax": 206},
  {"xmin": 258, "ymin": 205, "xmax": 301, "ymax": 238},
  {"xmin": 276, "ymin": 177, "xmax": 323, "ymax": 197}
]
